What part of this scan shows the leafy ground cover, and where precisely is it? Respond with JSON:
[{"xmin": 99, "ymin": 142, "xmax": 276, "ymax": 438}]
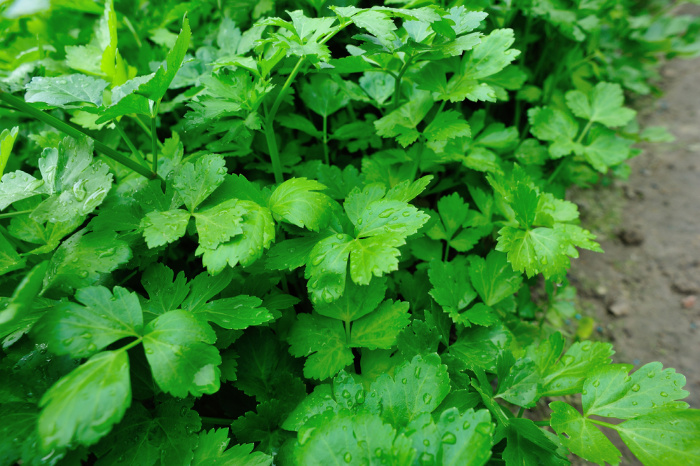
[{"xmin": 0, "ymin": 0, "xmax": 699, "ymax": 464}]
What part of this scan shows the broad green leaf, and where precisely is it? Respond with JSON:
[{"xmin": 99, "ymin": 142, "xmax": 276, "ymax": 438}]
[
  {"xmin": 0, "ymin": 261, "xmax": 47, "ymax": 339},
  {"xmin": 348, "ymin": 234, "xmax": 404, "ymax": 285},
  {"xmin": 350, "ymin": 300, "xmax": 410, "ymax": 349},
  {"xmin": 502, "ymin": 418, "xmax": 570, "ymax": 466},
  {"xmin": 565, "ymin": 82, "xmax": 637, "ymax": 128},
  {"xmin": 173, "ymin": 154, "xmax": 227, "ymax": 212},
  {"xmin": 137, "ymin": 16, "xmax": 191, "ymax": 102},
  {"xmin": 142, "ymin": 310, "xmax": 221, "ymax": 397},
  {"xmin": 38, "ymin": 350, "xmax": 131, "ymax": 450},
  {"xmin": 293, "ymin": 411, "xmax": 407, "ymax": 465},
  {"xmin": 300, "ymin": 75, "xmax": 350, "ymax": 117},
  {"xmin": 268, "ymin": 178, "xmax": 334, "ymax": 231},
  {"xmin": 354, "ymin": 199, "xmax": 428, "ymax": 238},
  {"xmin": 141, "ymin": 209, "xmax": 191, "ymax": 248},
  {"xmin": 193, "ymin": 199, "xmax": 246, "ymax": 249},
  {"xmin": 550, "ymin": 401, "xmax": 621, "ymax": 465},
  {"xmin": 288, "ymin": 313, "xmax": 353, "ymax": 380},
  {"xmin": 192, "ymin": 429, "xmax": 273, "ymax": 466},
  {"xmin": 423, "ymin": 110, "xmax": 471, "ymax": 151},
  {"xmin": 43, "ymin": 229, "xmax": 132, "ymax": 295},
  {"xmin": 195, "ymin": 295, "xmax": 274, "ymax": 330},
  {"xmin": 583, "ymin": 130, "xmax": 632, "ymax": 172},
  {"xmin": 315, "ymin": 276, "xmax": 387, "ymax": 322},
  {"xmin": 429, "ymin": 257, "xmax": 478, "ymax": 318},
  {"xmin": 583, "ymin": 362, "xmax": 689, "ymax": 418},
  {"xmin": 140, "ymin": 263, "xmax": 190, "ymax": 318},
  {"xmin": 496, "ymin": 226, "xmax": 571, "ymax": 281},
  {"xmin": 0, "ymin": 126, "xmax": 18, "ymax": 176},
  {"xmin": 25, "ymin": 74, "xmax": 109, "ymax": 107},
  {"xmin": 198, "ymin": 201, "xmax": 275, "ymax": 273},
  {"xmin": 0, "ymin": 403, "xmax": 40, "ymax": 466},
  {"xmin": 0, "ymin": 233, "xmax": 26, "ymax": 276},
  {"xmin": 33, "ymin": 286, "xmax": 142, "ymax": 358},
  {"xmin": 265, "ymin": 236, "xmax": 319, "ymax": 271},
  {"xmin": 463, "ymin": 29, "xmax": 520, "ymax": 79},
  {"xmin": 305, "ymin": 234, "xmax": 354, "ymax": 303},
  {"xmin": 371, "ymin": 354, "xmax": 450, "ymax": 426},
  {"xmin": 537, "ymin": 339, "xmax": 614, "ymax": 397},
  {"xmin": 374, "ymin": 91, "xmax": 434, "ymax": 146},
  {"xmin": 436, "ymin": 408, "xmax": 493, "ymax": 465},
  {"xmin": 181, "ymin": 268, "xmax": 235, "ymax": 313},
  {"xmin": 449, "ymin": 323, "xmax": 514, "ymax": 372},
  {"xmin": 0, "ymin": 137, "xmax": 112, "ymax": 223},
  {"xmin": 617, "ymin": 410, "xmax": 700, "ymax": 465},
  {"xmin": 93, "ymin": 399, "xmax": 201, "ymax": 465},
  {"xmin": 468, "ymin": 251, "xmax": 522, "ymax": 306},
  {"xmin": 528, "ymin": 107, "xmax": 579, "ymax": 158}
]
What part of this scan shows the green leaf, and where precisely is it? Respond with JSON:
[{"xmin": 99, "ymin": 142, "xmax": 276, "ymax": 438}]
[
  {"xmin": 300, "ymin": 75, "xmax": 350, "ymax": 117},
  {"xmin": 565, "ymin": 82, "xmax": 637, "ymax": 128},
  {"xmin": 93, "ymin": 399, "xmax": 201, "ymax": 465},
  {"xmin": 583, "ymin": 130, "xmax": 632, "ymax": 172},
  {"xmin": 371, "ymin": 354, "xmax": 450, "ymax": 426},
  {"xmin": 141, "ymin": 209, "xmax": 191, "ymax": 248},
  {"xmin": 528, "ymin": 107, "xmax": 579, "ymax": 158},
  {"xmin": 0, "ymin": 126, "xmax": 18, "ymax": 176},
  {"xmin": 374, "ymin": 91, "xmax": 434, "ymax": 146},
  {"xmin": 192, "ymin": 428, "xmax": 273, "ymax": 466},
  {"xmin": 33, "ymin": 286, "xmax": 142, "ymax": 358},
  {"xmin": 25, "ymin": 74, "xmax": 109, "ymax": 107},
  {"xmin": 0, "ymin": 137, "xmax": 112, "ymax": 223},
  {"xmin": 463, "ymin": 28, "xmax": 520, "ymax": 79},
  {"xmin": 496, "ymin": 226, "xmax": 570, "ymax": 281},
  {"xmin": 0, "ymin": 261, "xmax": 47, "ymax": 339},
  {"xmin": 38, "ymin": 350, "xmax": 131, "ymax": 450},
  {"xmin": 197, "ymin": 201, "xmax": 275, "ymax": 273},
  {"xmin": 293, "ymin": 411, "xmax": 408, "ymax": 465},
  {"xmin": 137, "ymin": 16, "xmax": 191, "ymax": 102},
  {"xmin": 315, "ymin": 276, "xmax": 387, "ymax": 322},
  {"xmin": 0, "ymin": 233, "xmax": 25, "ymax": 276},
  {"xmin": 350, "ymin": 300, "xmax": 410, "ymax": 349},
  {"xmin": 141, "ymin": 263, "xmax": 190, "ymax": 318},
  {"xmin": 538, "ymin": 339, "xmax": 614, "ymax": 397},
  {"xmin": 142, "ymin": 310, "xmax": 221, "ymax": 397},
  {"xmin": 194, "ymin": 295, "xmax": 274, "ymax": 330},
  {"xmin": 173, "ymin": 154, "xmax": 227, "ymax": 212},
  {"xmin": 468, "ymin": 251, "xmax": 523, "ymax": 306},
  {"xmin": 305, "ymin": 234, "xmax": 354, "ymax": 303},
  {"xmin": 502, "ymin": 418, "xmax": 569, "ymax": 465},
  {"xmin": 423, "ymin": 110, "xmax": 471, "ymax": 151},
  {"xmin": 429, "ymin": 257, "xmax": 478, "ymax": 320},
  {"xmin": 617, "ymin": 410, "xmax": 700, "ymax": 465},
  {"xmin": 288, "ymin": 313, "xmax": 353, "ymax": 380},
  {"xmin": 583, "ymin": 362, "xmax": 690, "ymax": 418},
  {"xmin": 550, "ymin": 401, "xmax": 622, "ymax": 465},
  {"xmin": 269, "ymin": 178, "xmax": 334, "ymax": 231},
  {"xmin": 193, "ymin": 199, "xmax": 246, "ymax": 249},
  {"xmin": 43, "ymin": 229, "xmax": 132, "ymax": 295},
  {"xmin": 0, "ymin": 403, "xmax": 39, "ymax": 466},
  {"xmin": 408, "ymin": 408, "xmax": 493, "ymax": 465}
]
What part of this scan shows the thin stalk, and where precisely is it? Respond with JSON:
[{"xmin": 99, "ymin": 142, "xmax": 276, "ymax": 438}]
[
  {"xmin": 130, "ymin": 115, "xmax": 162, "ymax": 148},
  {"xmin": 589, "ymin": 418, "xmax": 620, "ymax": 430},
  {"xmin": 344, "ymin": 320, "xmax": 351, "ymax": 345},
  {"xmin": 0, "ymin": 210, "xmax": 33, "ymax": 219},
  {"xmin": 322, "ymin": 114, "xmax": 329, "ymax": 164},
  {"xmin": 151, "ymin": 100, "xmax": 160, "ymax": 175},
  {"xmin": 533, "ymin": 420, "xmax": 551, "ymax": 426},
  {"xmin": 516, "ymin": 407, "xmax": 525, "ymax": 418},
  {"xmin": 119, "ymin": 338, "xmax": 143, "ymax": 352},
  {"xmin": 392, "ymin": 55, "xmax": 415, "ymax": 110},
  {"xmin": 0, "ymin": 91, "xmax": 160, "ymax": 181},
  {"xmin": 443, "ymin": 242, "xmax": 450, "ymax": 262},
  {"xmin": 201, "ymin": 417, "xmax": 234, "ymax": 425},
  {"xmin": 114, "ymin": 122, "xmax": 149, "ymax": 169},
  {"xmin": 264, "ymin": 56, "xmax": 306, "ymax": 183},
  {"xmin": 576, "ymin": 119, "xmax": 594, "ymax": 145}
]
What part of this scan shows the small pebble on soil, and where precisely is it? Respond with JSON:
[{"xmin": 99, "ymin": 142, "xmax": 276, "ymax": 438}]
[
  {"xmin": 681, "ymin": 295, "xmax": 697, "ymax": 309},
  {"xmin": 618, "ymin": 228, "xmax": 645, "ymax": 246}
]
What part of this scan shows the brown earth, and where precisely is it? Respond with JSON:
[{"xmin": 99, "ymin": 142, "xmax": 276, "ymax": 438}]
[{"xmin": 565, "ymin": 35, "xmax": 700, "ymax": 465}]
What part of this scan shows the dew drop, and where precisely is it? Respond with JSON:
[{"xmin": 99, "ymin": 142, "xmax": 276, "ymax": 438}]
[
  {"xmin": 344, "ymin": 452, "xmax": 352, "ymax": 463},
  {"xmin": 592, "ymin": 380, "xmax": 600, "ymax": 388},
  {"xmin": 660, "ymin": 392, "xmax": 669, "ymax": 397},
  {"xmin": 463, "ymin": 420, "xmax": 471, "ymax": 429},
  {"xmin": 401, "ymin": 378, "xmax": 408, "ymax": 385},
  {"xmin": 62, "ymin": 337, "xmax": 74, "ymax": 345},
  {"xmin": 623, "ymin": 376, "xmax": 632, "ymax": 383},
  {"xmin": 374, "ymin": 448, "xmax": 383, "ymax": 457},
  {"xmin": 402, "ymin": 211, "xmax": 411, "ymax": 217},
  {"xmin": 415, "ymin": 366, "xmax": 422, "ymax": 378},
  {"xmin": 423, "ymin": 393, "xmax": 432, "ymax": 404},
  {"xmin": 342, "ymin": 390, "xmax": 351, "ymax": 399},
  {"xmin": 355, "ymin": 391, "xmax": 365, "ymax": 404},
  {"xmin": 632, "ymin": 401, "xmax": 638, "ymax": 406},
  {"xmin": 180, "ymin": 406, "xmax": 188, "ymax": 416},
  {"xmin": 419, "ymin": 453, "xmax": 434, "ymax": 464},
  {"xmin": 336, "ymin": 234, "xmax": 345, "ymax": 240},
  {"xmin": 441, "ymin": 432, "xmax": 456, "ymax": 444},
  {"xmin": 78, "ymin": 271, "xmax": 89, "ymax": 278},
  {"xmin": 631, "ymin": 383, "xmax": 641, "ymax": 392},
  {"xmin": 378, "ymin": 209, "xmax": 393, "ymax": 219},
  {"xmin": 357, "ymin": 218, "xmax": 363, "ymax": 225},
  {"xmin": 423, "ymin": 439, "xmax": 430, "ymax": 447},
  {"xmin": 647, "ymin": 371, "xmax": 655, "ymax": 378}
]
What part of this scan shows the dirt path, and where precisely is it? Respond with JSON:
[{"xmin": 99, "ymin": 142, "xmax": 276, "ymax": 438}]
[{"xmin": 570, "ymin": 55, "xmax": 700, "ymax": 412}]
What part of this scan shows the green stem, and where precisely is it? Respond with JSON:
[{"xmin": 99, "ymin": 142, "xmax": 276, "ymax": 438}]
[
  {"xmin": 443, "ymin": 242, "xmax": 450, "ymax": 262},
  {"xmin": 547, "ymin": 159, "xmax": 568, "ymax": 184},
  {"xmin": 533, "ymin": 420, "xmax": 551, "ymax": 426},
  {"xmin": 131, "ymin": 115, "xmax": 162, "ymax": 148},
  {"xmin": 576, "ymin": 119, "xmax": 594, "ymax": 145},
  {"xmin": 392, "ymin": 55, "xmax": 415, "ymax": 110},
  {"xmin": 201, "ymin": 417, "xmax": 234, "ymax": 425},
  {"xmin": 344, "ymin": 319, "xmax": 351, "ymax": 345},
  {"xmin": 151, "ymin": 100, "xmax": 160, "ymax": 175},
  {"xmin": 589, "ymin": 418, "xmax": 620, "ymax": 430},
  {"xmin": 0, "ymin": 210, "xmax": 33, "ymax": 219},
  {"xmin": 322, "ymin": 114, "xmax": 329, "ymax": 165},
  {"xmin": 119, "ymin": 338, "xmax": 143, "ymax": 352},
  {"xmin": 114, "ymin": 122, "xmax": 149, "ymax": 168},
  {"xmin": 516, "ymin": 407, "xmax": 525, "ymax": 418},
  {"xmin": 0, "ymin": 91, "xmax": 160, "ymax": 181},
  {"xmin": 264, "ymin": 56, "xmax": 306, "ymax": 184}
]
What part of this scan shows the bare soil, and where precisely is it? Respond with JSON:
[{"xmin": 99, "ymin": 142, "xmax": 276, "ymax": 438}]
[{"xmin": 565, "ymin": 43, "xmax": 700, "ymax": 465}]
